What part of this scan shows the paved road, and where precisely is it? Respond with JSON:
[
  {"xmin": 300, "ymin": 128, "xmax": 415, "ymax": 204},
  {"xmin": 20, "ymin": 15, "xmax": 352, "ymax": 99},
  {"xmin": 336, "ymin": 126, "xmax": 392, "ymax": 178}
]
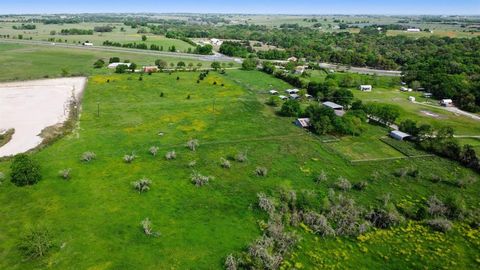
[
  {"xmin": 318, "ymin": 62, "xmax": 402, "ymax": 77},
  {"xmin": 0, "ymin": 39, "xmax": 240, "ymax": 62}
]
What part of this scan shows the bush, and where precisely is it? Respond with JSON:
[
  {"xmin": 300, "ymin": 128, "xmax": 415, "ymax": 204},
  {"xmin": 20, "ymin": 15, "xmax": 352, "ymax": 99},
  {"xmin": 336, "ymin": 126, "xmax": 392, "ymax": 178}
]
[
  {"xmin": 220, "ymin": 158, "xmax": 231, "ymax": 169},
  {"xmin": 165, "ymin": 150, "xmax": 176, "ymax": 160},
  {"xmin": 235, "ymin": 151, "xmax": 248, "ymax": 162},
  {"xmin": 427, "ymin": 195, "xmax": 448, "ymax": 217},
  {"xmin": 58, "ymin": 168, "xmax": 71, "ymax": 180},
  {"xmin": 123, "ymin": 153, "xmax": 136, "ymax": 163},
  {"xmin": 0, "ymin": 171, "xmax": 5, "ymax": 184},
  {"xmin": 225, "ymin": 254, "xmax": 237, "ymax": 270},
  {"xmin": 191, "ymin": 171, "xmax": 211, "ymax": 187},
  {"xmin": 255, "ymin": 167, "xmax": 268, "ymax": 177},
  {"xmin": 10, "ymin": 154, "xmax": 41, "ymax": 186},
  {"xmin": 18, "ymin": 228, "xmax": 52, "ymax": 259},
  {"xmin": 335, "ymin": 177, "xmax": 351, "ymax": 191},
  {"xmin": 366, "ymin": 208, "xmax": 404, "ymax": 229},
  {"xmin": 188, "ymin": 160, "xmax": 197, "ymax": 168},
  {"xmin": 315, "ymin": 171, "xmax": 328, "ymax": 184},
  {"xmin": 81, "ymin": 151, "xmax": 96, "ymax": 162},
  {"xmin": 426, "ymin": 218, "xmax": 453, "ymax": 232},
  {"xmin": 149, "ymin": 146, "xmax": 159, "ymax": 156},
  {"xmin": 186, "ymin": 139, "xmax": 199, "ymax": 151},
  {"xmin": 132, "ymin": 178, "xmax": 151, "ymax": 193},
  {"xmin": 454, "ymin": 176, "xmax": 477, "ymax": 188},
  {"xmin": 302, "ymin": 211, "xmax": 335, "ymax": 237},
  {"xmin": 257, "ymin": 192, "xmax": 275, "ymax": 215},
  {"xmin": 141, "ymin": 218, "xmax": 159, "ymax": 237},
  {"xmin": 353, "ymin": 181, "xmax": 368, "ymax": 191}
]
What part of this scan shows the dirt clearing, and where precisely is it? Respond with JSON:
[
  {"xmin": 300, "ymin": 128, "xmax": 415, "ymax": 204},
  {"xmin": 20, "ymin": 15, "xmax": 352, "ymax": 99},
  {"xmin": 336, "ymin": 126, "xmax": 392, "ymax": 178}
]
[{"xmin": 0, "ymin": 77, "xmax": 86, "ymax": 157}]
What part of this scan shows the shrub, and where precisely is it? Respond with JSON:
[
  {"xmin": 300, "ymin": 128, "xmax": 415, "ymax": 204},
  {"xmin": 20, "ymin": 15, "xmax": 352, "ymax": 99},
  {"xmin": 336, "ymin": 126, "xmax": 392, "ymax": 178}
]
[
  {"xmin": 188, "ymin": 160, "xmax": 197, "ymax": 168},
  {"xmin": 315, "ymin": 170, "xmax": 328, "ymax": 184},
  {"xmin": 454, "ymin": 176, "xmax": 477, "ymax": 188},
  {"xmin": 353, "ymin": 181, "xmax": 368, "ymax": 191},
  {"xmin": 327, "ymin": 195, "xmax": 365, "ymax": 236},
  {"xmin": 235, "ymin": 151, "xmax": 248, "ymax": 162},
  {"xmin": 81, "ymin": 151, "xmax": 96, "ymax": 162},
  {"xmin": 0, "ymin": 171, "xmax": 5, "ymax": 184},
  {"xmin": 302, "ymin": 211, "xmax": 335, "ymax": 237},
  {"xmin": 426, "ymin": 218, "xmax": 453, "ymax": 232},
  {"xmin": 444, "ymin": 195, "xmax": 467, "ymax": 220},
  {"xmin": 191, "ymin": 171, "xmax": 211, "ymax": 187},
  {"xmin": 255, "ymin": 167, "xmax": 268, "ymax": 177},
  {"xmin": 407, "ymin": 167, "xmax": 419, "ymax": 178},
  {"xmin": 10, "ymin": 154, "xmax": 41, "ymax": 186},
  {"xmin": 132, "ymin": 178, "xmax": 151, "ymax": 193},
  {"xmin": 225, "ymin": 254, "xmax": 237, "ymax": 270},
  {"xmin": 123, "ymin": 153, "xmax": 136, "ymax": 163},
  {"xmin": 58, "ymin": 168, "xmax": 71, "ymax": 180},
  {"xmin": 394, "ymin": 167, "xmax": 408, "ymax": 177},
  {"xmin": 141, "ymin": 217, "xmax": 159, "ymax": 237},
  {"xmin": 165, "ymin": 150, "xmax": 176, "ymax": 160},
  {"xmin": 149, "ymin": 146, "xmax": 159, "ymax": 156},
  {"xmin": 430, "ymin": 174, "xmax": 442, "ymax": 183},
  {"xmin": 186, "ymin": 139, "xmax": 199, "ymax": 151},
  {"xmin": 257, "ymin": 192, "xmax": 275, "ymax": 215},
  {"xmin": 220, "ymin": 158, "xmax": 231, "ymax": 169},
  {"xmin": 366, "ymin": 208, "xmax": 404, "ymax": 229},
  {"xmin": 335, "ymin": 177, "xmax": 351, "ymax": 191},
  {"xmin": 18, "ymin": 228, "xmax": 52, "ymax": 259},
  {"xmin": 370, "ymin": 170, "xmax": 381, "ymax": 181},
  {"xmin": 427, "ymin": 195, "xmax": 448, "ymax": 217}
]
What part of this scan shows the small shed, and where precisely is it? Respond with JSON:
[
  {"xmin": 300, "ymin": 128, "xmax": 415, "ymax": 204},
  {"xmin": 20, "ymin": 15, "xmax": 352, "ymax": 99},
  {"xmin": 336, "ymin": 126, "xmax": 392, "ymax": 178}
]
[
  {"xmin": 269, "ymin": 90, "xmax": 278, "ymax": 95},
  {"xmin": 359, "ymin": 85, "xmax": 372, "ymax": 92},
  {"xmin": 440, "ymin": 99, "xmax": 453, "ymax": 107},
  {"xmin": 390, "ymin": 130, "xmax": 411, "ymax": 141},
  {"xmin": 322, "ymin": 101, "xmax": 344, "ymax": 111},
  {"xmin": 295, "ymin": 118, "xmax": 310, "ymax": 128},
  {"xmin": 279, "ymin": 95, "xmax": 288, "ymax": 100},
  {"xmin": 408, "ymin": 96, "xmax": 416, "ymax": 102}
]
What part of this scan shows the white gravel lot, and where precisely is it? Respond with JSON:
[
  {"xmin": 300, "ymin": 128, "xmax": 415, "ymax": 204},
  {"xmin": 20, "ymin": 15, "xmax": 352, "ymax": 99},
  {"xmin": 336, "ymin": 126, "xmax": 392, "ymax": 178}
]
[{"xmin": 0, "ymin": 77, "xmax": 86, "ymax": 157}]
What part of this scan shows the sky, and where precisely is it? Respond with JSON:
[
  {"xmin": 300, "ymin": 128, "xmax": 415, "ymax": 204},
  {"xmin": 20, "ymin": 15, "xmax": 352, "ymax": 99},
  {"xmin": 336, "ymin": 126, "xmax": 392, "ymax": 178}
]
[{"xmin": 1, "ymin": 0, "xmax": 479, "ymax": 15}]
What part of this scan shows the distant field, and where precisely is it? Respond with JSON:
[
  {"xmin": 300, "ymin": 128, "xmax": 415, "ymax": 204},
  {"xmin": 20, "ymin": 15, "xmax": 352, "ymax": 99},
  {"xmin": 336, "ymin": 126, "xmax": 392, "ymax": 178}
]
[
  {"xmin": 0, "ymin": 22, "xmax": 195, "ymax": 52},
  {"xmin": 0, "ymin": 43, "xmax": 228, "ymax": 82}
]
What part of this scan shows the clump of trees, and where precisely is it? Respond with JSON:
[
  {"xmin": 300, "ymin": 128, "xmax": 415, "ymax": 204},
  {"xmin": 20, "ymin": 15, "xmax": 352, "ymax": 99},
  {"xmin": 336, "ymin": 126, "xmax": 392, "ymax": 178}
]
[
  {"xmin": 10, "ymin": 154, "xmax": 41, "ymax": 186},
  {"xmin": 60, "ymin": 28, "xmax": 93, "ymax": 35},
  {"xmin": 93, "ymin": 59, "xmax": 105, "ymax": 68},
  {"xmin": 94, "ymin": 26, "xmax": 113, "ymax": 32}
]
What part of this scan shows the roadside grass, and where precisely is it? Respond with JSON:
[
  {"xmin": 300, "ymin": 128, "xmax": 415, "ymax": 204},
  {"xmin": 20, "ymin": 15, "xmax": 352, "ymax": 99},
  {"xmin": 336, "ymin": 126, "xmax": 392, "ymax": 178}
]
[{"xmin": 0, "ymin": 70, "xmax": 479, "ymax": 269}]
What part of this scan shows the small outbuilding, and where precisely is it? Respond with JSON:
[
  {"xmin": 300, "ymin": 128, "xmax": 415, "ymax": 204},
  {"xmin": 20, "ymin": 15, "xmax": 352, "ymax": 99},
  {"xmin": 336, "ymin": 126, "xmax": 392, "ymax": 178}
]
[
  {"xmin": 143, "ymin": 66, "xmax": 159, "ymax": 73},
  {"xmin": 294, "ymin": 66, "xmax": 306, "ymax": 74},
  {"xmin": 390, "ymin": 130, "xmax": 411, "ymax": 141},
  {"xmin": 359, "ymin": 85, "xmax": 372, "ymax": 92},
  {"xmin": 295, "ymin": 118, "xmax": 311, "ymax": 128},
  {"xmin": 279, "ymin": 95, "xmax": 288, "ymax": 100},
  {"xmin": 287, "ymin": 56, "xmax": 298, "ymax": 62},
  {"xmin": 322, "ymin": 101, "xmax": 344, "ymax": 111},
  {"xmin": 108, "ymin": 62, "xmax": 131, "ymax": 69},
  {"xmin": 408, "ymin": 96, "xmax": 416, "ymax": 102},
  {"xmin": 285, "ymin": 89, "xmax": 300, "ymax": 95},
  {"xmin": 269, "ymin": 90, "xmax": 278, "ymax": 95},
  {"xmin": 440, "ymin": 99, "xmax": 453, "ymax": 107}
]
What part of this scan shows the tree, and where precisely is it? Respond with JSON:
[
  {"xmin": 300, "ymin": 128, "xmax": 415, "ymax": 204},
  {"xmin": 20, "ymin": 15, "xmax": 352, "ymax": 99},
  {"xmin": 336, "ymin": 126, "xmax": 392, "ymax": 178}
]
[
  {"xmin": 155, "ymin": 59, "xmax": 167, "ymax": 70},
  {"xmin": 115, "ymin": 64, "xmax": 128, "ymax": 74},
  {"xmin": 242, "ymin": 58, "xmax": 258, "ymax": 70},
  {"xmin": 10, "ymin": 154, "xmax": 42, "ymax": 186},
  {"xmin": 332, "ymin": 89, "xmax": 354, "ymax": 107},
  {"xmin": 177, "ymin": 61, "xmax": 186, "ymax": 68},
  {"xmin": 141, "ymin": 35, "xmax": 147, "ymax": 41},
  {"xmin": 109, "ymin": 57, "xmax": 120, "ymax": 63},
  {"xmin": 93, "ymin": 59, "xmax": 105, "ymax": 69},
  {"xmin": 211, "ymin": 61, "xmax": 221, "ymax": 71},
  {"xmin": 279, "ymin": 99, "xmax": 301, "ymax": 117}
]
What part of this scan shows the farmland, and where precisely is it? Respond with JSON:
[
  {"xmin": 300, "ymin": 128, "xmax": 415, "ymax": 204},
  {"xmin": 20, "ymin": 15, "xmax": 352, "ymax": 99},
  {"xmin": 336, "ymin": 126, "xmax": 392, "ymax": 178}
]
[{"xmin": 0, "ymin": 61, "xmax": 479, "ymax": 268}]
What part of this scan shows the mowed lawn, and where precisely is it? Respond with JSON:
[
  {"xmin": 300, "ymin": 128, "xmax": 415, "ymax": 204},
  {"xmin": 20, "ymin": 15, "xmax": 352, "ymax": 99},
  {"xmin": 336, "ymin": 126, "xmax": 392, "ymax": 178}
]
[{"xmin": 0, "ymin": 70, "xmax": 479, "ymax": 269}]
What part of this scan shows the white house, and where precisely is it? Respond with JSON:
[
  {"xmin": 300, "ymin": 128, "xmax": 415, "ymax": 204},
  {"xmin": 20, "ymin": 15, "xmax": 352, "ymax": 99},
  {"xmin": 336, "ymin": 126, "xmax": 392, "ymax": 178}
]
[
  {"xmin": 285, "ymin": 89, "xmax": 300, "ymax": 95},
  {"xmin": 390, "ymin": 130, "xmax": 411, "ymax": 141},
  {"xmin": 440, "ymin": 99, "xmax": 453, "ymax": 107},
  {"xmin": 82, "ymin": 42, "xmax": 94, "ymax": 46},
  {"xmin": 295, "ymin": 118, "xmax": 310, "ymax": 128},
  {"xmin": 406, "ymin": 28, "xmax": 421, "ymax": 32},
  {"xmin": 107, "ymin": 63, "xmax": 132, "ymax": 69},
  {"xmin": 269, "ymin": 90, "xmax": 278, "ymax": 95},
  {"xmin": 408, "ymin": 96, "xmax": 416, "ymax": 102},
  {"xmin": 359, "ymin": 85, "xmax": 372, "ymax": 92}
]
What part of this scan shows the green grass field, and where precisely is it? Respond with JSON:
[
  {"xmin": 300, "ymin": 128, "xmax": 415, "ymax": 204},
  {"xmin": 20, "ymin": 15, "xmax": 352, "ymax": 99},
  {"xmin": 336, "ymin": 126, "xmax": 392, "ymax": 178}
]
[{"xmin": 0, "ymin": 58, "xmax": 480, "ymax": 269}]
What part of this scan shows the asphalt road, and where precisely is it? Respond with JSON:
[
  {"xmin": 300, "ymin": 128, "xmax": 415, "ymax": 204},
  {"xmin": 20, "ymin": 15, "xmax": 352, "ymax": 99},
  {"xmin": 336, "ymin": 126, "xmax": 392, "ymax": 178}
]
[{"xmin": 0, "ymin": 39, "xmax": 241, "ymax": 62}]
